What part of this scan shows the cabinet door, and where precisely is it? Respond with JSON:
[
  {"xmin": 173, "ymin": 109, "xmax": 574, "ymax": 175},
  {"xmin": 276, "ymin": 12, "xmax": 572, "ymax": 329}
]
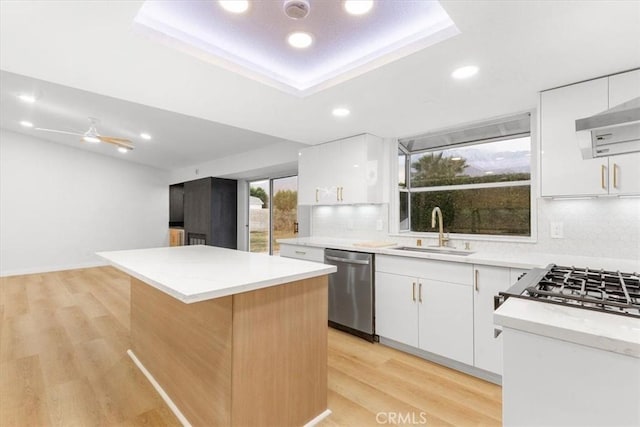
[
  {"xmin": 297, "ymin": 146, "xmax": 320, "ymax": 205},
  {"xmin": 418, "ymin": 279, "xmax": 473, "ymax": 365},
  {"xmin": 608, "ymin": 70, "xmax": 640, "ymax": 196},
  {"xmin": 279, "ymin": 244, "xmax": 325, "ymax": 263},
  {"xmin": 608, "ymin": 154, "xmax": 640, "ymax": 195},
  {"xmin": 318, "ymin": 143, "xmax": 340, "ymax": 204},
  {"xmin": 338, "ymin": 135, "xmax": 367, "ymax": 204},
  {"xmin": 473, "ymin": 266, "xmax": 512, "ymax": 375},
  {"xmin": 540, "ymin": 78, "xmax": 609, "ymax": 197},
  {"xmin": 609, "ymin": 69, "xmax": 640, "ymax": 106},
  {"xmin": 184, "ymin": 177, "xmax": 212, "ymax": 240},
  {"xmin": 375, "ymin": 272, "xmax": 419, "ymax": 347}
]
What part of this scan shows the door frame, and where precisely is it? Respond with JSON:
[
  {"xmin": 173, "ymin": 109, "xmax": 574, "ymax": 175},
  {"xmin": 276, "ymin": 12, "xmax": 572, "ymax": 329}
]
[{"xmin": 247, "ymin": 174, "xmax": 298, "ymax": 255}]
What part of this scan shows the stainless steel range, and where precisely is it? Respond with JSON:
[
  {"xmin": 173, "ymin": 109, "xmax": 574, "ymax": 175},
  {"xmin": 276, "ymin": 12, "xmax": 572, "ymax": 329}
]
[{"xmin": 495, "ymin": 264, "xmax": 640, "ymax": 318}]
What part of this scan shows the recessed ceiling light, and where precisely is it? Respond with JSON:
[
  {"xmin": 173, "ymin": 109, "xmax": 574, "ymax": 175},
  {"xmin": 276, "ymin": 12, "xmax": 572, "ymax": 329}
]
[
  {"xmin": 344, "ymin": 0, "xmax": 373, "ymax": 15},
  {"xmin": 332, "ymin": 107, "xmax": 350, "ymax": 117},
  {"xmin": 118, "ymin": 147, "xmax": 130, "ymax": 153},
  {"xmin": 83, "ymin": 136, "xmax": 101, "ymax": 143},
  {"xmin": 218, "ymin": 0, "xmax": 249, "ymax": 14},
  {"xmin": 287, "ymin": 32, "xmax": 313, "ymax": 49},
  {"xmin": 18, "ymin": 94, "xmax": 36, "ymax": 103},
  {"xmin": 452, "ymin": 65, "xmax": 479, "ymax": 80},
  {"xmin": 140, "ymin": 133, "xmax": 152, "ymax": 140},
  {"xmin": 20, "ymin": 120, "xmax": 33, "ymax": 128}
]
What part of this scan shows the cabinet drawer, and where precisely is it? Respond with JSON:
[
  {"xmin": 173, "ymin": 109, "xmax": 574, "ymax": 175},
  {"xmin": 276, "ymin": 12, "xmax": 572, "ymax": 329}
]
[
  {"xmin": 376, "ymin": 254, "xmax": 472, "ymax": 285},
  {"xmin": 279, "ymin": 244, "xmax": 325, "ymax": 263}
]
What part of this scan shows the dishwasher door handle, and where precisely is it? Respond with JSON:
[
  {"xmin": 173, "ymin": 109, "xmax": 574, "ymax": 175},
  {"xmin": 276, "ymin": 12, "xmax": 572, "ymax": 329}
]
[{"xmin": 325, "ymin": 256, "xmax": 370, "ymax": 265}]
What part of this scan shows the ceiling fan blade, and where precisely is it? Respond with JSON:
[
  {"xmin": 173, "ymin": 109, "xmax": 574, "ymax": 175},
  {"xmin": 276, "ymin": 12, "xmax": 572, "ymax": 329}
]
[
  {"xmin": 98, "ymin": 136, "xmax": 134, "ymax": 149},
  {"xmin": 99, "ymin": 136, "xmax": 131, "ymax": 143},
  {"xmin": 34, "ymin": 128, "xmax": 84, "ymax": 137}
]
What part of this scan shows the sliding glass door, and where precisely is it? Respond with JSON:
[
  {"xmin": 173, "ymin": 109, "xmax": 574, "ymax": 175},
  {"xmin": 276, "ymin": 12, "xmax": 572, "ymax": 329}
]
[
  {"xmin": 271, "ymin": 176, "xmax": 298, "ymax": 255},
  {"xmin": 248, "ymin": 176, "xmax": 298, "ymax": 255}
]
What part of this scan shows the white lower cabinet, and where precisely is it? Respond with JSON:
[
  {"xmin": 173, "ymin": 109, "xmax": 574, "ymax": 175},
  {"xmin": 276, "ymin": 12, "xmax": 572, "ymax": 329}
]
[
  {"xmin": 375, "ymin": 255, "xmax": 473, "ymax": 365},
  {"xmin": 419, "ymin": 278, "xmax": 473, "ymax": 365},
  {"xmin": 279, "ymin": 244, "xmax": 325, "ymax": 263},
  {"xmin": 375, "ymin": 272, "xmax": 419, "ymax": 347},
  {"xmin": 473, "ymin": 265, "xmax": 529, "ymax": 375}
]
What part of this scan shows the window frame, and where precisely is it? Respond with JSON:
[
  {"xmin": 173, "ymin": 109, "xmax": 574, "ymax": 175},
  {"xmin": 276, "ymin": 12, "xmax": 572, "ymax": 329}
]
[{"xmin": 392, "ymin": 111, "xmax": 538, "ymax": 242}]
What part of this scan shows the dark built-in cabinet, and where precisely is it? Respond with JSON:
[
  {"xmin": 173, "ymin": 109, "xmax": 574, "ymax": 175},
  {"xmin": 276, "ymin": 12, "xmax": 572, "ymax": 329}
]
[
  {"xmin": 171, "ymin": 177, "xmax": 237, "ymax": 249},
  {"xmin": 169, "ymin": 183, "xmax": 184, "ymax": 227}
]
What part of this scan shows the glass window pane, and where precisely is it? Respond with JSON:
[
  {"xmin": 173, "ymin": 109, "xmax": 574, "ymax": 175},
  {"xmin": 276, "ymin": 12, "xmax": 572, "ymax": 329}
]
[
  {"xmin": 271, "ymin": 176, "xmax": 298, "ymax": 255},
  {"xmin": 410, "ymin": 186, "xmax": 530, "ymax": 236},
  {"xmin": 249, "ymin": 180, "xmax": 270, "ymax": 253},
  {"xmin": 398, "ymin": 151, "xmax": 407, "ymax": 188},
  {"xmin": 410, "ymin": 136, "xmax": 531, "ymax": 188},
  {"xmin": 399, "ymin": 191, "xmax": 409, "ymax": 230}
]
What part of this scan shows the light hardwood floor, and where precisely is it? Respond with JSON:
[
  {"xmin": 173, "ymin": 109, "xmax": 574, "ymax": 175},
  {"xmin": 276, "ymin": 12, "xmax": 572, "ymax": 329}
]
[{"xmin": 0, "ymin": 267, "xmax": 501, "ymax": 426}]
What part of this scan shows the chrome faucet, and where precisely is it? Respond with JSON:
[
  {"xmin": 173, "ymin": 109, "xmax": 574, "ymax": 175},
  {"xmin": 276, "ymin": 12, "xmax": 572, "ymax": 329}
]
[{"xmin": 431, "ymin": 207, "xmax": 449, "ymax": 247}]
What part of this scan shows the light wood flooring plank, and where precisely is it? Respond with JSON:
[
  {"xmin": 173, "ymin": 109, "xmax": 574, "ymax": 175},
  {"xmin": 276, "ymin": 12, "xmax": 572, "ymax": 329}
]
[{"xmin": 0, "ymin": 266, "xmax": 501, "ymax": 426}]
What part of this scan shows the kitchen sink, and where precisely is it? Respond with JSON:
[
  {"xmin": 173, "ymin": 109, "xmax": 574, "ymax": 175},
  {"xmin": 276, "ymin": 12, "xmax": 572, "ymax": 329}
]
[{"xmin": 390, "ymin": 246, "xmax": 474, "ymax": 256}]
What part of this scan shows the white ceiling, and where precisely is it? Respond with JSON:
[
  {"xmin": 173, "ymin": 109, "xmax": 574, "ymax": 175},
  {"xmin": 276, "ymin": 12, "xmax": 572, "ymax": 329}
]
[
  {"xmin": 0, "ymin": 71, "xmax": 303, "ymax": 170},
  {"xmin": 134, "ymin": 0, "xmax": 458, "ymax": 95},
  {"xmin": 1, "ymin": 1, "xmax": 639, "ymax": 171}
]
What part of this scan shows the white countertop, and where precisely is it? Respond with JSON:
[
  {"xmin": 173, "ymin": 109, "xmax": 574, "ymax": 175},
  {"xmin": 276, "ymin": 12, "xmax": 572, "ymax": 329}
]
[
  {"xmin": 278, "ymin": 237, "xmax": 640, "ymax": 271},
  {"xmin": 97, "ymin": 245, "xmax": 336, "ymax": 303},
  {"xmin": 495, "ymin": 298, "xmax": 640, "ymax": 358}
]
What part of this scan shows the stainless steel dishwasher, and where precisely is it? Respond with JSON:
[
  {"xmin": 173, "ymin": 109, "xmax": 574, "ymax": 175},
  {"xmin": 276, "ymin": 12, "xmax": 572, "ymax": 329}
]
[{"xmin": 324, "ymin": 248, "xmax": 375, "ymax": 342}]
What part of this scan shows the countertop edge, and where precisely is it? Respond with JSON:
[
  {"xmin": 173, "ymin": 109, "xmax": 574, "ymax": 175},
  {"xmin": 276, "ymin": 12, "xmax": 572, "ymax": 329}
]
[
  {"xmin": 278, "ymin": 238, "xmax": 639, "ymax": 271},
  {"xmin": 97, "ymin": 251, "xmax": 336, "ymax": 304},
  {"xmin": 494, "ymin": 298, "xmax": 640, "ymax": 358}
]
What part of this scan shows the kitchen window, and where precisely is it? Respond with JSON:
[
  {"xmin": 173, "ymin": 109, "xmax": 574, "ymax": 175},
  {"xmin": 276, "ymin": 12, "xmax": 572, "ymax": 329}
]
[{"xmin": 398, "ymin": 113, "xmax": 532, "ymax": 236}]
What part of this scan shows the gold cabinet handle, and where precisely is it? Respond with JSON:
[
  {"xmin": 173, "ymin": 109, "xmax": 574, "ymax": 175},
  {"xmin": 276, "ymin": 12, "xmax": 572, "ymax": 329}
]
[
  {"xmin": 315, "ymin": 188, "xmax": 319, "ymax": 203},
  {"xmin": 613, "ymin": 163, "xmax": 619, "ymax": 189},
  {"xmin": 601, "ymin": 164, "xmax": 607, "ymax": 190},
  {"xmin": 474, "ymin": 269, "xmax": 479, "ymax": 292},
  {"xmin": 419, "ymin": 283, "xmax": 423, "ymax": 303},
  {"xmin": 340, "ymin": 187, "xmax": 344, "ymax": 201},
  {"xmin": 412, "ymin": 282, "xmax": 416, "ymax": 302}
]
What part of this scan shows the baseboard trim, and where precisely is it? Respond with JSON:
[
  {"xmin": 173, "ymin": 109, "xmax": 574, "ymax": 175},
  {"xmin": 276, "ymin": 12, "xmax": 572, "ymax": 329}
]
[
  {"xmin": 304, "ymin": 409, "xmax": 332, "ymax": 427},
  {"xmin": 378, "ymin": 337, "xmax": 502, "ymax": 385},
  {"xmin": 127, "ymin": 349, "xmax": 192, "ymax": 427},
  {"xmin": 0, "ymin": 261, "xmax": 108, "ymax": 277}
]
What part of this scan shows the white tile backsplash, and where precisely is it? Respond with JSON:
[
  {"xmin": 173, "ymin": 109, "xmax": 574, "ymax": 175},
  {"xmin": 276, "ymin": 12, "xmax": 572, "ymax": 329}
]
[
  {"xmin": 312, "ymin": 204, "xmax": 389, "ymax": 240},
  {"xmin": 311, "ymin": 198, "xmax": 640, "ymax": 261}
]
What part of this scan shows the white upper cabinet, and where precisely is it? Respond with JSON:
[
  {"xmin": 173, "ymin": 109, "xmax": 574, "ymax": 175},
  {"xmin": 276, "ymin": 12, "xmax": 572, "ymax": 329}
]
[
  {"xmin": 607, "ymin": 70, "xmax": 640, "ymax": 195},
  {"xmin": 540, "ymin": 69, "xmax": 640, "ymax": 197},
  {"xmin": 540, "ymin": 78, "xmax": 609, "ymax": 197},
  {"xmin": 298, "ymin": 134, "xmax": 388, "ymax": 205}
]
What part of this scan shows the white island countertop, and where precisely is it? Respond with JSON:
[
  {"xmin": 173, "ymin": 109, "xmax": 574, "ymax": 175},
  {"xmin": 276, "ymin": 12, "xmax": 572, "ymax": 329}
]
[
  {"xmin": 97, "ymin": 245, "xmax": 336, "ymax": 303},
  {"xmin": 495, "ymin": 298, "xmax": 640, "ymax": 358}
]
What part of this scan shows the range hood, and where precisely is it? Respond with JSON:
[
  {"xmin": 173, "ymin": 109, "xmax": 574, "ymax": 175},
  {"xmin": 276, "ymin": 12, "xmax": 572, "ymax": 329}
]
[{"xmin": 575, "ymin": 96, "xmax": 640, "ymax": 159}]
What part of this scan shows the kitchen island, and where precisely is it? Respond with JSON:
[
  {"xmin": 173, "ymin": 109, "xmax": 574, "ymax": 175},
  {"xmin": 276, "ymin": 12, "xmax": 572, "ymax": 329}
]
[{"xmin": 98, "ymin": 245, "xmax": 336, "ymax": 427}]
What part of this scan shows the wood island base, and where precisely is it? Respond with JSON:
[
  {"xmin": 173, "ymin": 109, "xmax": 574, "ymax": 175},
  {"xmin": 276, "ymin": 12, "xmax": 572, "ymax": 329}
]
[{"xmin": 128, "ymin": 275, "xmax": 330, "ymax": 427}]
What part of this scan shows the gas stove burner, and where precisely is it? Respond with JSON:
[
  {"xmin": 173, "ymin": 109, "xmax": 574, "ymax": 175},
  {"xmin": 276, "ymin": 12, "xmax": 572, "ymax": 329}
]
[{"xmin": 496, "ymin": 264, "xmax": 640, "ymax": 319}]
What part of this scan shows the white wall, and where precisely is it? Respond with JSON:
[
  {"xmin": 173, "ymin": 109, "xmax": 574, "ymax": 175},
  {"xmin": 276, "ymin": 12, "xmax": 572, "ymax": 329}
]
[
  {"xmin": 169, "ymin": 140, "xmax": 304, "ymax": 184},
  {"xmin": 0, "ymin": 130, "xmax": 169, "ymax": 276}
]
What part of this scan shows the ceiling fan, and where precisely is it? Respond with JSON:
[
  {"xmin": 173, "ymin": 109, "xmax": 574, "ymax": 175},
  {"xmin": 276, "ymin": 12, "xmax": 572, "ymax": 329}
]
[{"xmin": 35, "ymin": 117, "xmax": 134, "ymax": 151}]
